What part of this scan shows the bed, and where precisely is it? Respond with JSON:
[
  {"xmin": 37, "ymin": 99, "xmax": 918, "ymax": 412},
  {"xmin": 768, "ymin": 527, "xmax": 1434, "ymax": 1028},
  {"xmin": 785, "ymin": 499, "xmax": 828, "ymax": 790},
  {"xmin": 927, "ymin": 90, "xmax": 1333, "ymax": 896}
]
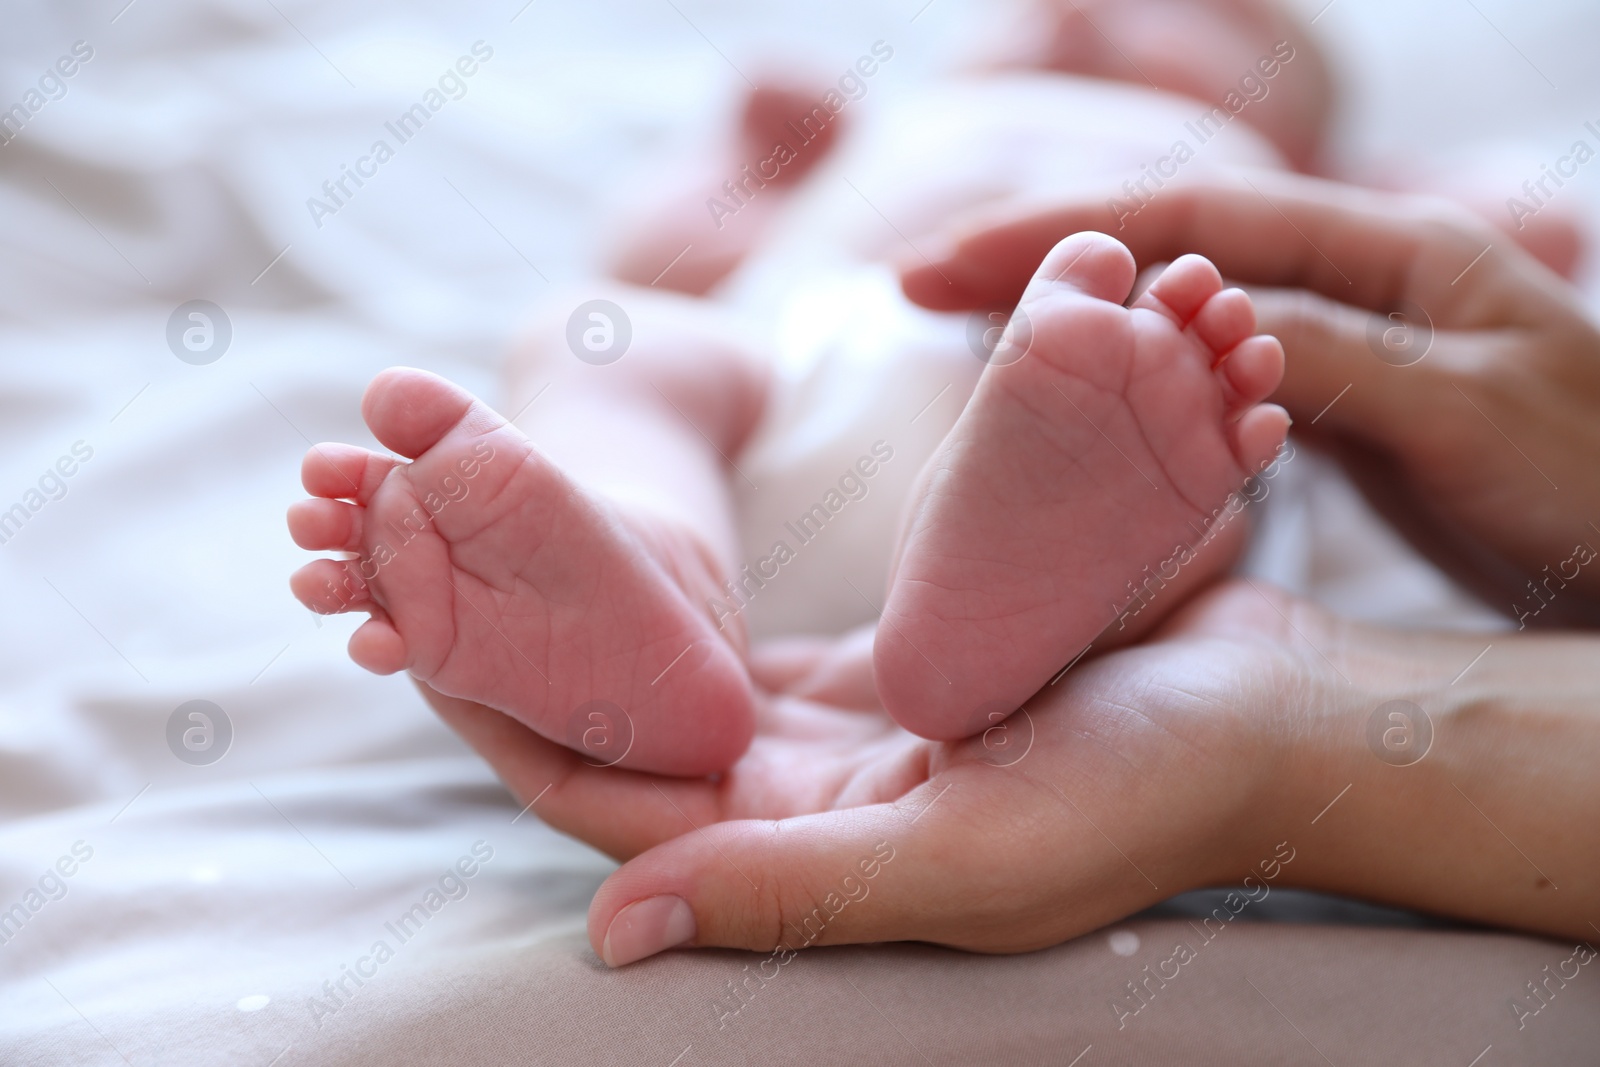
[{"xmin": 2, "ymin": 0, "xmax": 1597, "ymax": 1063}]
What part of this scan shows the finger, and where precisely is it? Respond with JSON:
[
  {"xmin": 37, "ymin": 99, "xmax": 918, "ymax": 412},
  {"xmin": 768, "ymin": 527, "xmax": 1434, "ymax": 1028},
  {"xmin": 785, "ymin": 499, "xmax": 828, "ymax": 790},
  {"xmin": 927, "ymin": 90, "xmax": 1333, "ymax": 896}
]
[
  {"xmin": 1248, "ymin": 285, "xmax": 1439, "ymax": 444},
  {"xmin": 423, "ymin": 685, "xmax": 724, "ymax": 861},
  {"xmin": 902, "ymin": 170, "xmax": 1552, "ymax": 327},
  {"xmin": 587, "ymin": 801, "xmax": 928, "ymax": 967},
  {"xmin": 586, "ymin": 771, "xmax": 1077, "ymax": 968}
]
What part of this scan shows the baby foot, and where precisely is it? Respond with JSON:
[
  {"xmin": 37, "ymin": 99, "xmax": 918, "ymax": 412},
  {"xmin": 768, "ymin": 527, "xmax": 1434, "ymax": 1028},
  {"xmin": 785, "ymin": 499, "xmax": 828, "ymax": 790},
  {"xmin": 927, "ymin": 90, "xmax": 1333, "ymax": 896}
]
[
  {"xmin": 287, "ymin": 369, "xmax": 755, "ymax": 776},
  {"xmin": 875, "ymin": 232, "xmax": 1289, "ymax": 739}
]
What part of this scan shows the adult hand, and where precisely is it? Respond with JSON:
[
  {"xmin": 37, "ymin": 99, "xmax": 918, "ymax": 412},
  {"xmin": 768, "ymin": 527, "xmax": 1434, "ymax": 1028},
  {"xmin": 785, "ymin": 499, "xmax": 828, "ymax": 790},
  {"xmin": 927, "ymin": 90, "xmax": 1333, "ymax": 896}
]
[
  {"xmin": 902, "ymin": 171, "xmax": 1600, "ymax": 617},
  {"xmin": 426, "ymin": 581, "xmax": 1600, "ymax": 967}
]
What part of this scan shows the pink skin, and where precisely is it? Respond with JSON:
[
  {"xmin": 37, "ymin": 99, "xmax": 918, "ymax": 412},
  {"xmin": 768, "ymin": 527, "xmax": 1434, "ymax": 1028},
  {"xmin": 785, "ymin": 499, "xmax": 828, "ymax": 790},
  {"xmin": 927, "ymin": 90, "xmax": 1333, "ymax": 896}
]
[
  {"xmin": 605, "ymin": 82, "xmax": 850, "ymax": 296},
  {"xmin": 875, "ymin": 233, "xmax": 1288, "ymax": 740},
  {"xmin": 287, "ymin": 369, "xmax": 756, "ymax": 778},
  {"xmin": 287, "ymin": 237, "xmax": 1281, "ymax": 767}
]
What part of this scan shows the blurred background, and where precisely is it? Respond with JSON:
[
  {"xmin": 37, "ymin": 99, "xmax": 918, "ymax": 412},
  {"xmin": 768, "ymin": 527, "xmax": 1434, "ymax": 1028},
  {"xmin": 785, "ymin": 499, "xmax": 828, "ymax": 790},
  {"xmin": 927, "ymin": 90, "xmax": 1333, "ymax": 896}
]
[{"xmin": 0, "ymin": 0, "xmax": 1596, "ymax": 1063}]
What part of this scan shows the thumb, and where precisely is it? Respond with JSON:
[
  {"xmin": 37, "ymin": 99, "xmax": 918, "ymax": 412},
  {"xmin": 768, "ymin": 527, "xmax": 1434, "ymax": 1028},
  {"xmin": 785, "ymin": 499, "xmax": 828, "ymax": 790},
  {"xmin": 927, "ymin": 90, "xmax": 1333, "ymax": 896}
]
[
  {"xmin": 588, "ymin": 792, "xmax": 981, "ymax": 967},
  {"xmin": 1248, "ymin": 284, "xmax": 1442, "ymax": 449}
]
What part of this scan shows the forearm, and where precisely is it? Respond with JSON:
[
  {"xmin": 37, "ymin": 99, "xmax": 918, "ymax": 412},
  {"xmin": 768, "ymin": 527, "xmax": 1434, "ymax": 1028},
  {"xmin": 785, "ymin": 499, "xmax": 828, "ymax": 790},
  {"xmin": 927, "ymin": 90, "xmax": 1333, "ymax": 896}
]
[{"xmin": 1275, "ymin": 619, "xmax": 1600, "ymax": 940}]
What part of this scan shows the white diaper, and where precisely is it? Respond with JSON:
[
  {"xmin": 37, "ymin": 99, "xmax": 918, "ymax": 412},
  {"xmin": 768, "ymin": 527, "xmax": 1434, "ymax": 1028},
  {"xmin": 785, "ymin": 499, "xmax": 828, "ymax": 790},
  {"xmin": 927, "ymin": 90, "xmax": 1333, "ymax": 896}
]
[{"xmin": 728, "ymin": 265, "xmax": 979, "ymax": 638}]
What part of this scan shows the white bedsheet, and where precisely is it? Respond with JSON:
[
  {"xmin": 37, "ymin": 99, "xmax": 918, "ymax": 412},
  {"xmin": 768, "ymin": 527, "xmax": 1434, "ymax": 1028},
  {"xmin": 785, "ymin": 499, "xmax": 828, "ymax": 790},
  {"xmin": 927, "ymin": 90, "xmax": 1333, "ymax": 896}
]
[{"xmin": 1, "ymin": 0, "xmax": 1596, "ymax": 1063}]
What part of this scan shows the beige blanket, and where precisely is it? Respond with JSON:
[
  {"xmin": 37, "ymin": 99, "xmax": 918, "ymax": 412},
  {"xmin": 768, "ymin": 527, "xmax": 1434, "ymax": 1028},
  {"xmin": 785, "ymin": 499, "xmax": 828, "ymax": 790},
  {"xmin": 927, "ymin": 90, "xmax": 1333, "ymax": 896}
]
[{"xmin": 2, "ymin": 0, "xmax": 1597, "ymax": 1063}]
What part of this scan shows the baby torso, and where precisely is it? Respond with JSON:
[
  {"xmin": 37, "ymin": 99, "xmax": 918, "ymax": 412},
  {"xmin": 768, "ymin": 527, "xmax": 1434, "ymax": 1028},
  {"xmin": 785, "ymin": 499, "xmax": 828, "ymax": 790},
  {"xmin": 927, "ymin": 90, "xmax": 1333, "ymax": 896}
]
[
  {"xmin": 723, "ymin": 72, "xmax": 1285, "ymax": 639},
  {"xmin": 742, "ymin": 71, "xmax": 1286, "ymax": 279}
]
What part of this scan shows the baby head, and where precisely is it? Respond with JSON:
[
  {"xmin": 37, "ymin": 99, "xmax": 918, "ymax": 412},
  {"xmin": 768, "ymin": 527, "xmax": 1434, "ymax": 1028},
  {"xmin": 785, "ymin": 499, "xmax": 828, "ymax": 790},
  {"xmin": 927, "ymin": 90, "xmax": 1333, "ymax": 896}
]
[{"xmin": 981, "ymin": 0, "xmax": 1335, "ymax": 171}]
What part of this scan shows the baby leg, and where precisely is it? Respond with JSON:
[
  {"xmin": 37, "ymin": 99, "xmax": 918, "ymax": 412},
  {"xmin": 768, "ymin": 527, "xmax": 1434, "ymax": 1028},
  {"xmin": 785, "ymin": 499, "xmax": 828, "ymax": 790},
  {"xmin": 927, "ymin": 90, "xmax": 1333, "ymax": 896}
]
[{"xmin": 604, "ymin": 81, "xmax": 847, "ymax": 295}]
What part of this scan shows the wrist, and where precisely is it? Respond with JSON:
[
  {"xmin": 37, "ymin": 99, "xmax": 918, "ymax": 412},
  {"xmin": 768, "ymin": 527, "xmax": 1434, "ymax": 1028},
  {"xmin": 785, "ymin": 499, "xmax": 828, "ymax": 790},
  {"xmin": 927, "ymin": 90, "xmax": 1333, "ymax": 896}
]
[
  {"xmin": 1216, "ymin": 601, "xmax": 1426, "ymax": 891},
  {"xmin": 1162, "ymin": 587, "xmax": 1378, "ymax": 890},
  {"xmin": 1272, "ymin": 609, "xmax": 1453, "ymax": 835},
  {"xmin": 1276, "ymin": 616, "xmax": 1600, "ymax": 938}
]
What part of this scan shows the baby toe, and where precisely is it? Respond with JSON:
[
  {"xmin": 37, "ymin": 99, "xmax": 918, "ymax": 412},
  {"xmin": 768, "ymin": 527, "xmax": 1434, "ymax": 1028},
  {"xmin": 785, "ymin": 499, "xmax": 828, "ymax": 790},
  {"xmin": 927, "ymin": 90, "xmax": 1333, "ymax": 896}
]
[
  {"xmin": 302, "ymin": 443, "xmax": 397, "ymax": 503},
  {"xmin": 290, "ymin": 558, "xmax": 372, "ymax": 615},
  {"xmin": 1024, "ymin": 231, "xmax": 1137, "ymax": 306},
  {"xmin": 288, "ymin": 498, "xmax": 363, "ymax": 552},
  {"xmin": 1229, "ymin": 403, "xmax": 1291, "ymax": 475},
  {"xmin": 1133, "ymin": 253, "xmax": 1223, "ymax": 327},
  {"xmin": 1190, "ymin": 288, "xmax": 1257, "ymax": 365},
  {"xmin": 361, "ymin": 368, "xmax": 499, "ymax": 460},
  {"xmin": 348, "ymin": 615, "xmax": 408, "ymax": 675},
  {"xmin": 1219, "ymin": 335, "xmax": 1286, "ymax": 412}
]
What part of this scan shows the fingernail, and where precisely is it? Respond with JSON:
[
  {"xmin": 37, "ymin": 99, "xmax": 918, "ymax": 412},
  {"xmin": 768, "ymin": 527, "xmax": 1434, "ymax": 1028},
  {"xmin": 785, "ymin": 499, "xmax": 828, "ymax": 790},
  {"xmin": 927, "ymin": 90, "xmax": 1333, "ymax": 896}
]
[{"xmin": 601, "ymin": 895, "xmax": 696, "ymax": 967}]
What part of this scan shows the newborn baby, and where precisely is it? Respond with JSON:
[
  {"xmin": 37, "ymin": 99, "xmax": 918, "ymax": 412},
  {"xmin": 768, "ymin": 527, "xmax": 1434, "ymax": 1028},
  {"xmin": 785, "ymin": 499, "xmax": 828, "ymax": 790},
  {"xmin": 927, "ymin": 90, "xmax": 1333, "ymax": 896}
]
[{"xmin": 288, "ymin": 0, "xmax": 1332, "ymax": 774}]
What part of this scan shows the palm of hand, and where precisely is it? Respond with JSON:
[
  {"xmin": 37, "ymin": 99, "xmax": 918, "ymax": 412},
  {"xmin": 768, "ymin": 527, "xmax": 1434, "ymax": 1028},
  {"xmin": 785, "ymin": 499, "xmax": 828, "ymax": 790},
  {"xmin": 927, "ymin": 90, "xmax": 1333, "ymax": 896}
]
[{"xmin": 429, "ymin": 581, "xmax": 1314, "ymax": 953}]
